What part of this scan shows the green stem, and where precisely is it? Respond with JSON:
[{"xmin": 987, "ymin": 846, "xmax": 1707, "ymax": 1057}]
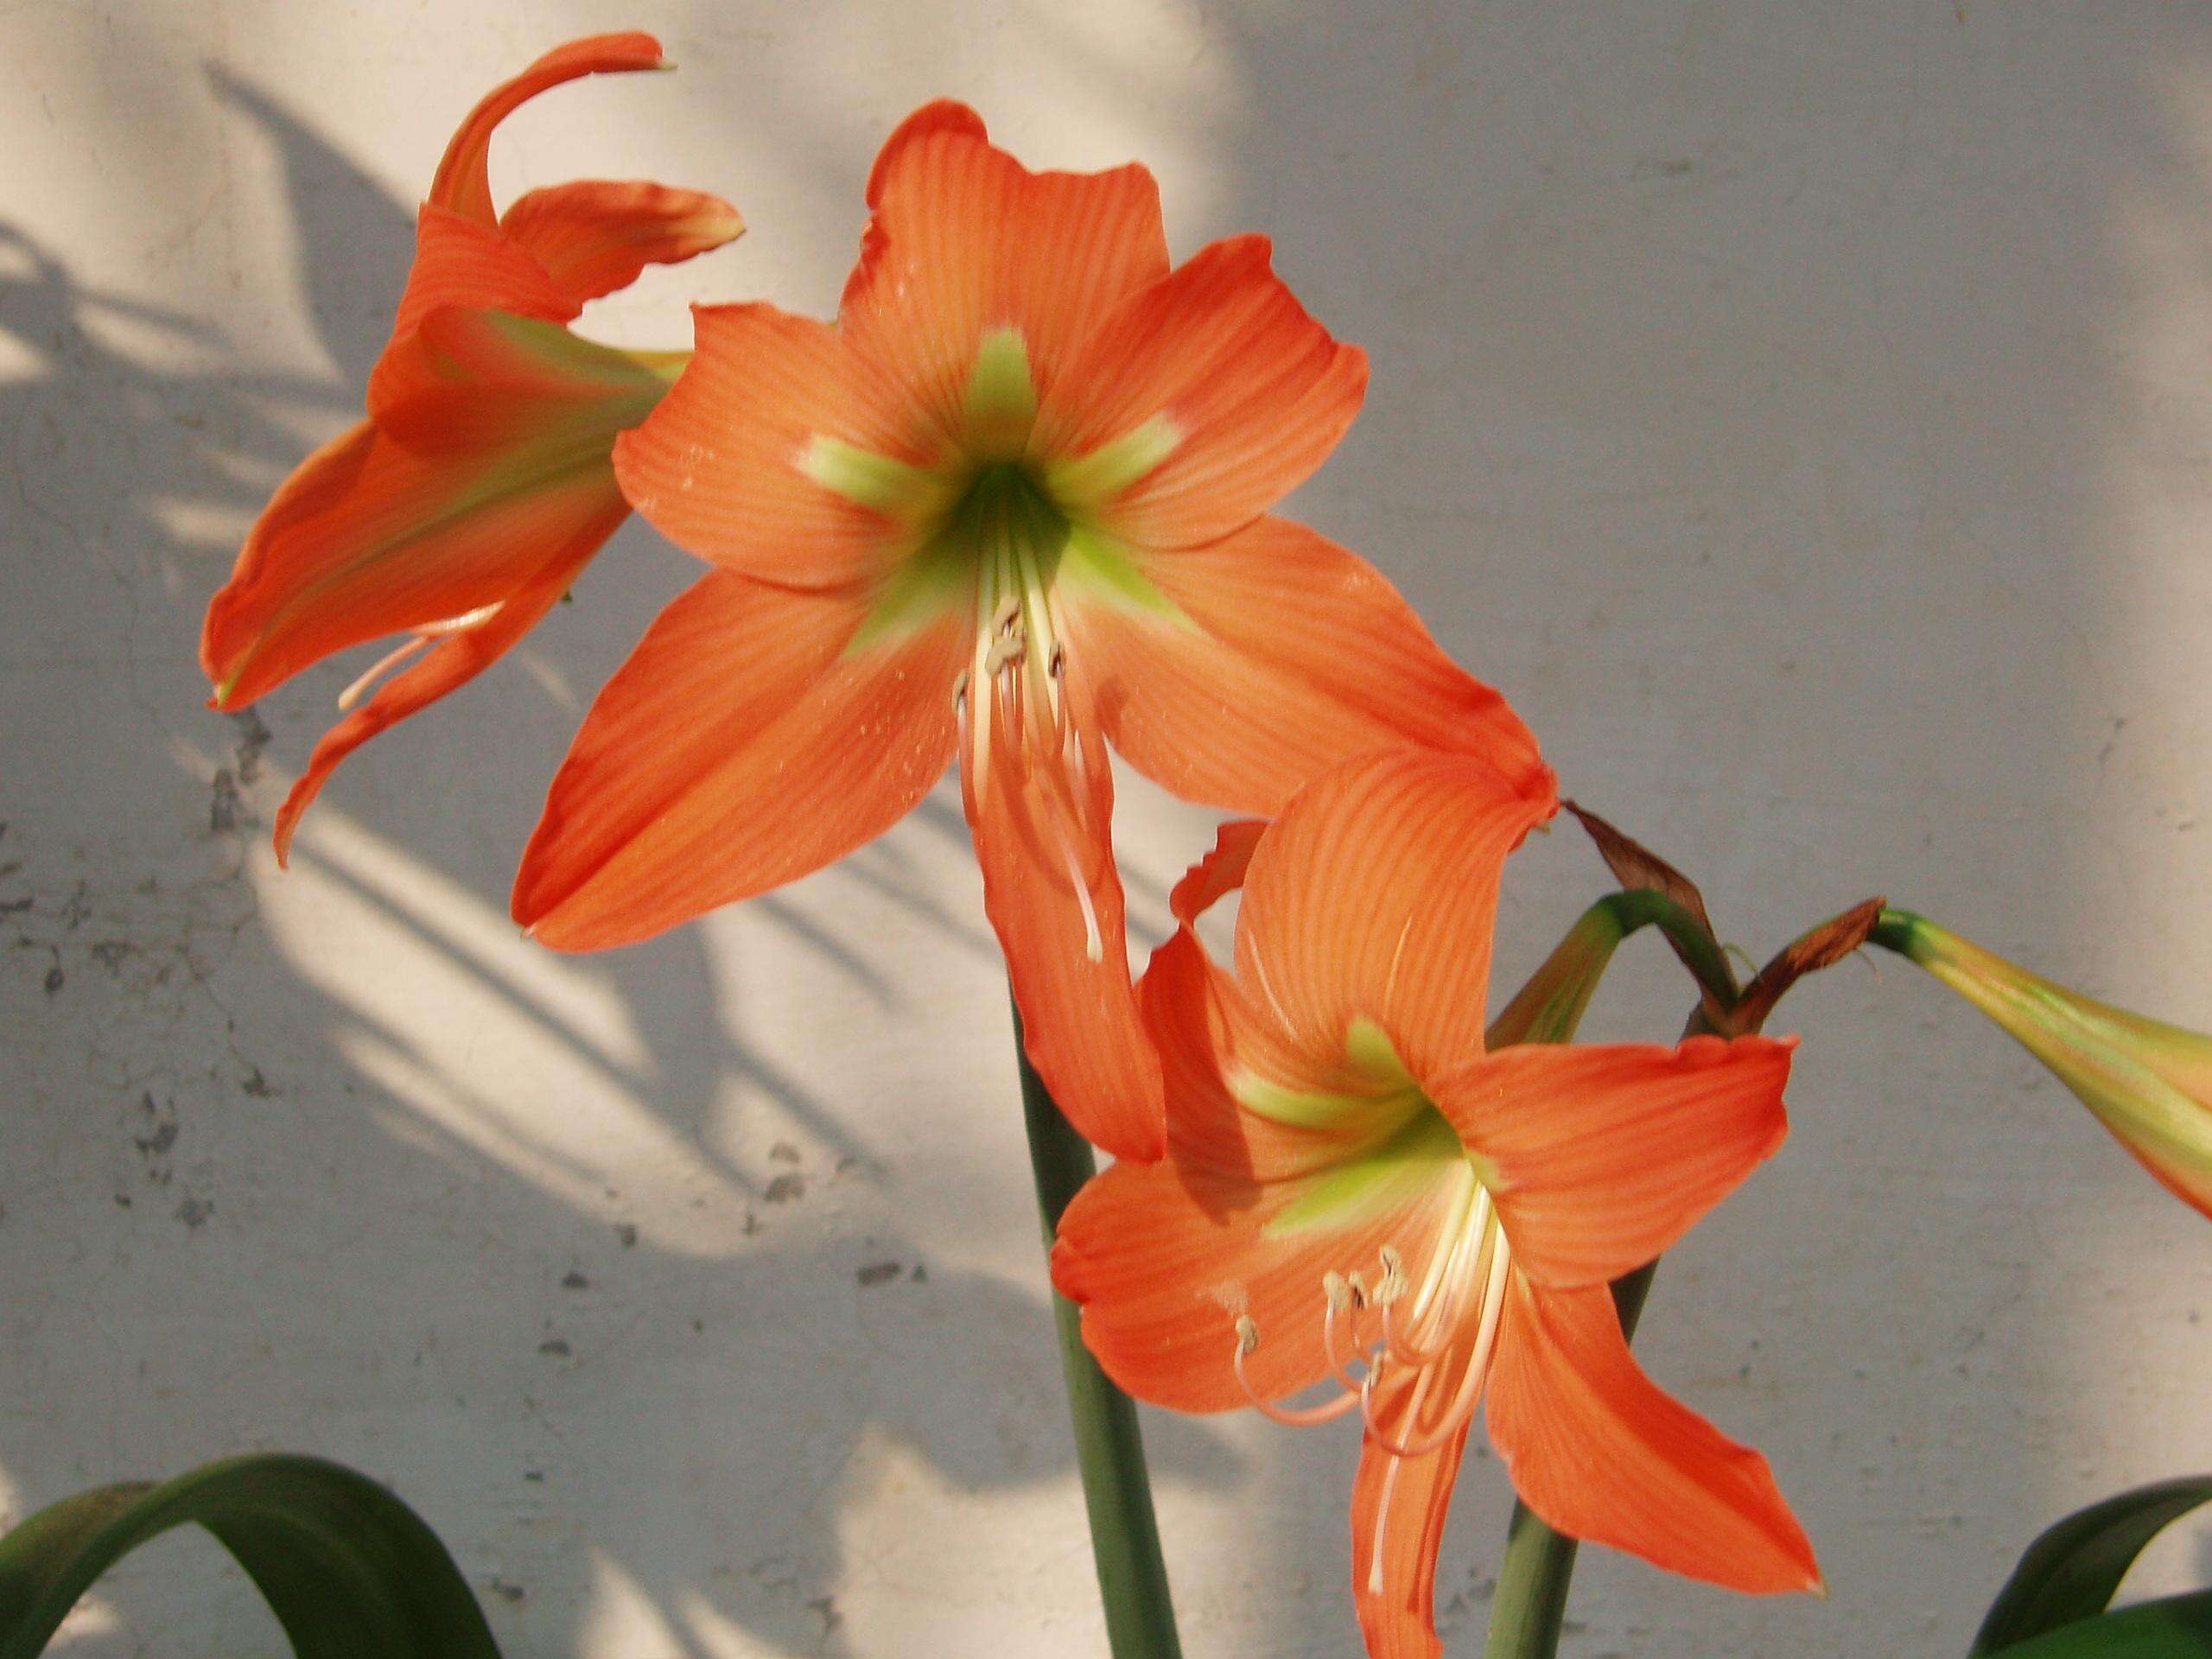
[
  {"xmin": 1481, "ymin": 1265, "xmax": 1657, "ymax": 1659},
  {"xmin": 1483, "ymin": 888, "xmax": 1879, "ymax": 1656},
  {"xmin": 1478, "ymin": 893, "xmax": 1759, "ymax": 1659},
  {"xmin": 1610, "ymin": 890, "xmax": 1742, "ymax": 1016},
  {"xmin": 1867, "ymin": 906, "xmax": 1924, "ymax": 959},
  {"xmin": 1487, "ymin": 889, "xmax": 1738, "ymax": 1050},
  {"xmin": 1011, "ymin": 1003, "xmax": 1183, "ymax": 1659}
]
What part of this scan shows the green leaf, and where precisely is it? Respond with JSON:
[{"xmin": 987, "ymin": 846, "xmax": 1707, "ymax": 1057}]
[
  {"xmin": 1977, "ymin": 1590, "xmax": 2212, "ymax": 1657},
  {"xmin": 1972, "ymin": 1476, "xmax": 2212, "ymax": 1656},
  {"xmin": 0, "ymin": 1452, "xmax": 502, "ymax": 1659}
]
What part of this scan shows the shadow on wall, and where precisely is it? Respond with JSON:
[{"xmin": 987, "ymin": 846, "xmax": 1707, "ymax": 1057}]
[
  {"xmin": 8, "ymin": 4, "xmax": 2212, "ymax": 1657},
  {"xmin": 0, "ymin": 50, "xmax": 1236, "ymax": 1659}
]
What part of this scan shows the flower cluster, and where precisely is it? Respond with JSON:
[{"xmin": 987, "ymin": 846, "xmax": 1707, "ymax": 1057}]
[
  {"xmin": 201, "ymin": 34, "xmax": 741, "ymax": 861},
  {"xmin": 1052, "ymin": 753, "xmax": 1820, "ymax": 1650},
  {"xmin": 202, "ymin": 33, "xmax": 2212, "ymax": 1657}
]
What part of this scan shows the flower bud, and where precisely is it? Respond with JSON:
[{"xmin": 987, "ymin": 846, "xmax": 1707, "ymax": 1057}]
[{"xmin": 1874, "ymin": 908, "xmax": 2212, "ymax": 1217}]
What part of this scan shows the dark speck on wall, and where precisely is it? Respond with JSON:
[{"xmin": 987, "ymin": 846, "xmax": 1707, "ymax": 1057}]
[{"xmin": 763, "ymin": 1173, "xmax": 804, "ymax": 1205}]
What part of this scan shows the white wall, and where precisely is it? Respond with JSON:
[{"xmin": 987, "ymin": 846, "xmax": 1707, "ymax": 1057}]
[{"xmin": 4, "ymin": 2, "xmax": 2211, "ymax": 1655}]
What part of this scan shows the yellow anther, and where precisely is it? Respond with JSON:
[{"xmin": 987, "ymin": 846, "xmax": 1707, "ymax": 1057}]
[
  {"xmin": 984, "ymin": 629, "xmax": 1027, "ymax": 677},
  {"xmin": 991, "ymin": 594, "xmax": 1022, "ymax": 635},
  {"xmin": 1373, "ymin": 1245, "xmax": 1408, "ymax": 1306},
  {"xmin": 1345, "ymin": 1271, "xmax": 1370, "ymax": 1309},
  {"xmin": 1233, "ymin": 1311, "xmax": 1364, "ymax": 1429},
  {"xmin": 1323, "ymin": 1271, "xmax": 1351, "ymax": 1313}
]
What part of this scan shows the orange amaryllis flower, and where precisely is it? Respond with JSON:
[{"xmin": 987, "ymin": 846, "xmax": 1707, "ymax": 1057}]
[
  {"xmin": 200, "ymin": 33, "xmax": 741, "ymax": 861},
  {"xmin": 1053, "ymin": 750, "xmax": 1820, "ymax": 1656},
  {"xmin": 1874, "ymin": 908, "xmax": 2212, "ymax": 1218},
  {"xmin": 509, "ymin": 102, "xmax": 1551, "ymax": 1161}
]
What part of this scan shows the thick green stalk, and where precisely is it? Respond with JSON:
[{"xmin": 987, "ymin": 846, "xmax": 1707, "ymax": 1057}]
[
  {"xmin": 1480, "ymin": 891, "xmax": 1878, "ymax": 1658},
  {"xmin": 1480, "ymin": 1266, "xmax": 1656, "ymax": 1659},
  {"xmin": 1011, "ymin": 1005, "xmax": 1183, "ymax": 1659},
  {"xmin": 1478, "ymin": 893, "xmax": 1770, "ymax": 1659},
  {"xmin": 1478, "ymin": 895, "xmax": 1711, "ymax": 1659},
  {"xmin": 1486, "ymin": 888, "xmax": 1737, "ymax": 1051}
]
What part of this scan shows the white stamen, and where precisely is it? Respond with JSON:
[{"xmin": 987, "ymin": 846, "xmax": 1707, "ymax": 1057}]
[
  {"xmin": 1382, "ymin": 1298, "xmax": 1449, "ymax": 1369},
  {"xmin": 1066, "ymin": 717, "xmax": 1092, "ymax": 798},
  {"xmin": 1385, "ymin": 1187, "xmax": 1491, "ymax": 1367},
  {"xmin": 1231, "ymin": 1318, "xmax": 1363, "ymax": 1427},
  {"xmin": 1361, "ymin": 1227, "xmax": 1513, "ymax": 1458},
  {"xmin": 420, "ymin": 601, "xmax": 503, "ymax": 637},
  {"xmin": 1322, "ymin": 1281, "xmax": 1373, "ymax": 1393},
  {"xmin": 337, "ymin": 634, "xmax": 432, "ymax": 710},
  {"xmin": 1046, "ymin": 642, "xmax": 1069, "ymax": 736},
  {"xmin": 336, "ymin": 601, "xmax": 506, "ymax": 711},
  {"xmin": 992, "ymin": 658, "xmax": 1022, "ymax": 767},
  {"xmin": 1061, "ymin": 836, "xmax": 1104, "ymax": 963},
  {"xmin": 964, "ymin": 634, "xmax": 998, "ymax": 806}
]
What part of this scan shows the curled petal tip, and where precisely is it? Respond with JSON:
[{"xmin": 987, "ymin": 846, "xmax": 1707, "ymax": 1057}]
[
  {"xmin": 431, "ymin": 30, "xmax": 681, "ymax": 223},
  {"xmin": 551, "ymin": 30, "xmax": 664, "ymax": 70}
]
